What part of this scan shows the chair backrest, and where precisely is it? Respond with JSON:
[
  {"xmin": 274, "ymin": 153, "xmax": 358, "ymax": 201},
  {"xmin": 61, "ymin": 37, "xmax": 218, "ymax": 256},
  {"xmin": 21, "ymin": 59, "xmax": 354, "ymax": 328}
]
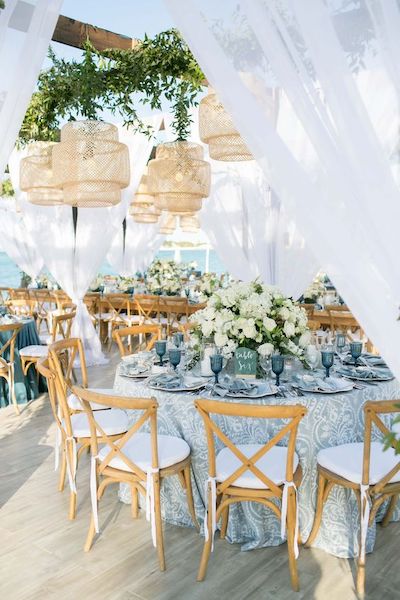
[
  {"xmin": 102, "ymin": 293, "xmax": 131, "ymax": 320},
  {"xmin": 36, "ymin": 358, "xmax": 64, "ymax": 433},
  {"xmin": 328, "ymin": 310, "xmax": 358, "ymax": 334},
  {"xmin": 32, "ymin": 289, "xmax": 57, "ymax": 318},
  {"xmin": 299, "ymin": 303, "xmax": 314, "ymax": 317},
  {"xmin": 134, "ymin": 294, "xmax": 160, "ymax": 323},
  {"xmin": 195, "ymin": 399, "xmax": 306, "ymax": 497},
  {"xmin": 0, "ymin": 322, "xmax": 23, "ymax": 366},
  {"xmin": 363, "ymin": 401, "xmax": 400, "ymax": 490},
  {"xmin": 159, "ymin": 297, "xmax": 189, "ymax": 328},
  {"xmin": 113, "ymin": 324, "xmax": 161, "ymax": 357},
  {"xmin": 8, "ymin": 297, "xmax": 35, "ymax": 317},
  {"xmin": 51, "ymin": 311, "xmax": 76, "ymax": 342},
  {"xmin": 324, "ymin": 304, "xmax": 349, "ymax": 312},
  {"xmin": 72, "ymin": 386, "xmax": 159, "ymax": 478}
]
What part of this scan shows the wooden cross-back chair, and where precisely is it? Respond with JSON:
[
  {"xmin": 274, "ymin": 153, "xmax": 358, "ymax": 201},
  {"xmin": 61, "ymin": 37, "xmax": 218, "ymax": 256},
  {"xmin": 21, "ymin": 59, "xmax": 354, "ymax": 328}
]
[
  {"xmin": 195, "ymin": 399, "xmax": 307, "ymax": 591},
  {"xmin": 134, "ymin": 294, "xmax": 160, "ymax": 326},
  {"xmin": 0, "ymin": 322, "xmax": 23, "ymax": 414},
  {"xmin": 112, "ymin": 324, "xmax": 161, "ymax": 358},
  {"xmin": 305, "ymin": 400, "xmax": 400, "ymax": 596},
  {"xmin": 0, "ymin": 287, "xmax": 10, "ymax": 305},
  {"xmin": 158, "ymin": 296, "xmax": 189, "ymax": 337},
  {"xmin": 20, "ymin": 310, "xmax": 76, "ymax": 376},
  {"xmin": 299, "ymin": 303, "xmax": 315, "ymax": 318},
  {"xmin": 47, "ymin": 341, "xmax": 129, "ymax": 520},
  {"xmin": 32, "ymin": 289, "xmax": 57, "ymax": 334},
  {"xmin": 8, "ymin": 295, "xmax": 35, "ymax": 319},
  {"xmin": 72, "ymin": 386, "xmax": 198, "ymax": 570}
]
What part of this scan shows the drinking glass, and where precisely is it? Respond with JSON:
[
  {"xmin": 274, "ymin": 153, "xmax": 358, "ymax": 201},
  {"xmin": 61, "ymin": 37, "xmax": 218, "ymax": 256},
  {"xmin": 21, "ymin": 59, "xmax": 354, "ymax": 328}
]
[
  {"xmin": 210, "ymin": 354, "xmax": 223, "ymax": 384},
  {"xmin": 335, "ymin": 333, "xmax": 346, "ymax": 355},
  {"xmin": 155, "ymin": 340, "xmax": 167, "ymax": 366},
  {"xmin": 321, "ymin": 346, "xmax": 334, "ymax": 378},
  {"xmin": 259, "ymin": 356, "xmax": 271, "ymax": 379},
  {"xmin": 168, "ymin": 348, "xmax": 181, "ymax": 371},
  {"xmin": 173, "ymin": 332, "xmax": 184, "ymax": 348},
  {"xmin": 350, "ymin": 341, "xmax": 363, "ymax": 367},
  {"xmin": 271, "ymin": 354, "xmax": 285, "ymax": 386}
]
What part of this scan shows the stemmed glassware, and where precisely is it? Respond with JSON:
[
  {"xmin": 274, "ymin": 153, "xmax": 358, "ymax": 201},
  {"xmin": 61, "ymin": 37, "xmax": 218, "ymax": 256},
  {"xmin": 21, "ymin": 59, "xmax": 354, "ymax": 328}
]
[
  {"xmin": 335, "ymin": 333, "xmax": 346, "ymax": 356},
  {"xmin": 271, "ymin": 354, "xmax": 284, "ymax": 387},
  {"xmin": 350, "ymin": 341, "xmax": 363, "ymax": 367},
  {"xmin": 173, "ymin": 332, "xmax": 184, "ymax": 348},
  {"xmin": 321, "ymin": 345, "xmax": 334, "ymax": 378},
  {"xmin": 210, "ymin": 354, "xmax": 223, "ymax": 384},
  {"xmin": 168, "ymin": 348, "xmax": 181, "ymax": 371},
  {"xmin": 155, "ymin": 340, "xmax": 167, "ymax": 367},
  {"xmin": 259, "ymin": 356, "xmax": 271, "ymax": 379}
]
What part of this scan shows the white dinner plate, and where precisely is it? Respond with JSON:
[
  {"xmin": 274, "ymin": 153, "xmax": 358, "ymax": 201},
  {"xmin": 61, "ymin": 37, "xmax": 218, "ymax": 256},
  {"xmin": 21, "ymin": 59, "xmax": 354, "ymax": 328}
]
[
  {"xmin": 147, "ymin": 377, "xmax": 206, "ymax": 393},
  {"xmin": 225, "ymin": 382, "xmax": 278, "ymax": 398},
  {"xmin": 119, "ymin": 370, "xmax": 151, "ymax": 379}
]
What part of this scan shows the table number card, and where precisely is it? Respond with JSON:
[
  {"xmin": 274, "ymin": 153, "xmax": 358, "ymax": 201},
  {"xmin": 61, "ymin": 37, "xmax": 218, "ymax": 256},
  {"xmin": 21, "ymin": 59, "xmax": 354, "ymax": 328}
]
[{"xmin": 234, "ymin": 347, "xmax": 257, "ymax": 378}]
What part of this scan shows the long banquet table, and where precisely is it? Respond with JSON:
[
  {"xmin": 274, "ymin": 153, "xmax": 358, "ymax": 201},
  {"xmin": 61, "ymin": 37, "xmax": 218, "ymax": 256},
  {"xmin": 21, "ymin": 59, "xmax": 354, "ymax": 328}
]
[{"xmin": 113, "ymin": 368, "xmax": 400, "ymax": 559}]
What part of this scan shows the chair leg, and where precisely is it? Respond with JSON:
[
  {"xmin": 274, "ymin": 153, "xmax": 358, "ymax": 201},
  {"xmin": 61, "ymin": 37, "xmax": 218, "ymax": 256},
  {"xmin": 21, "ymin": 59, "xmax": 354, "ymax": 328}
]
[
  {"xmin": 382, "ymin": 494, "xmax": 398, "ymax": 528},
  {"xmin": 154, "ymin": 475, "xmax": 166, "ymax": 571},
  {"xmin": 84, "ymin": 514, "xmax": 96, "ymax": 552},
  {"xmin": 69, "ymin": 491, "xmax": 77, "ymax": 520},
  {"xmin": 197, "ymin": 485, "xmax": 214, "ymax": 581},
  {"xmin": 287, "ymin": 487, "xmax": 299, "ymax": 592},
  {"xmin": 131, "ymin": 486, "xmax": 139, "ymax": 518},
  {"xmin": 183, "ymin": 464, "xmax": 199, "ymax": 530},
  {"xmin": 305, "ymin": 472, "xmax": 329, "ymax": 547},
  {"xmin": 220, "ymin": 497, "xmax": 229, "ymax": 540},
  {"xmin": 58, "ymin": 449, "xmax": 67, "ymax": 492},
  {"xmin": 9, "ymin": 368, "xmax": 20, "ymax": 415}
]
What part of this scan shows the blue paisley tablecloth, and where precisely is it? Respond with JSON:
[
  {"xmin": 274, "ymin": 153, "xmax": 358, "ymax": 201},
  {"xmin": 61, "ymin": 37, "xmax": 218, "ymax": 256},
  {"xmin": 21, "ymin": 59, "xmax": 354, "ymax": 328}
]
[
  {"xmin": 0, "ymin": 318, "xmax": 46, "ymax": 408},
  {"xmin": 113, "ymin": 369, "xmax": 400, "ymax": 559}
]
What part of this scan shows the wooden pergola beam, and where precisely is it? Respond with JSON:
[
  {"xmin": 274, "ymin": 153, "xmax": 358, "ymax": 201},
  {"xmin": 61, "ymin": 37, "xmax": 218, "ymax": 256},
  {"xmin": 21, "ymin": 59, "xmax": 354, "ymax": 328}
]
[{"xmin": 52, "ymin": 15, "xmax": 140, "ymax": 51}]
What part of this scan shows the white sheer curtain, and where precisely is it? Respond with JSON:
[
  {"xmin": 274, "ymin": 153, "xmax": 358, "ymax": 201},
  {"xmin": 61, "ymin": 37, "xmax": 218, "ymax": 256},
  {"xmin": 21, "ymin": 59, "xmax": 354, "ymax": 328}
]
[
  {"xmin": 200, "ymin": 160, "xmax": 317, "ymax": 297},
  {"xmin": 107, "ymin": 218, "xmax": 164, "ymax": 276},
  {"xmin": 166, "ymin": 0, "xmax": 400, "ymax": 378},
  {"xmin": 9, "ymin": 115, "xmax": 163, "ymax": 364},
  {"xmin": 0, "ymin": 198, "xmax": 43, "ymax": 279},
  {"xmin": 0, "ymin": 0, "xmax": 62, "ymax": 174}
]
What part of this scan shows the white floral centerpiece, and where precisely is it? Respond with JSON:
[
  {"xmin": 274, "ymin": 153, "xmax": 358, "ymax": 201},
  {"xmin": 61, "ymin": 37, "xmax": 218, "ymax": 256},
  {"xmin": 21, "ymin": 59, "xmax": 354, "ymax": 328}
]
[
  {"xmin": 196, "ymin": 272, "xmax": 221, "ymax": 301},
  {"xmin": 190, "ymin": 280, "xmax": 311, "ymax": 360},
  {"xmin": 119, "ymin": 276, "xmax": 137, "ymax": 292},
  {"xmin": 89, "ymin": 274, "xmax": 105, "ymax": 291},
  {"xmin": 146, "ymin": 259, "xmax": 182, "ymax": 296},
  {"xmin": 302, "ymin": 276, "xmax": 326, "ymax": 303}
]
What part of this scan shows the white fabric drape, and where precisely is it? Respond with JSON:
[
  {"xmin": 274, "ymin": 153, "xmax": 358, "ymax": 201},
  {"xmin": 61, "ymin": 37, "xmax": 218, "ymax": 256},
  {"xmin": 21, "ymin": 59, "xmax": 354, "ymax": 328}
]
[
  {"xmin": 9, "ymin": 115, "xmax": 163, "ymax": 365},
  {"xmin": 107, "ymin": 218, "xmax": 164, "ymax": 277},
  {"xmin": 0, "ymin": 0, "xmax": 62, "ymax": 174},
  {"xmin": 166, "ymin": 0, "xmax": 400, "ymax": 378},
  {"xmin": 200, "ymin": 160, "xmax": 317, "ymax": 298},
  {"xmin": 0, "ymin": 198, "xmax": 43, "ymax": 279}
]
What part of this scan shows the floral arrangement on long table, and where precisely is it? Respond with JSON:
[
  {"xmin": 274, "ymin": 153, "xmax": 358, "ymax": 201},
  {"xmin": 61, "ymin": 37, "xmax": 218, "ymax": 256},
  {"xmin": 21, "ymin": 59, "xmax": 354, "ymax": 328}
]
[
  {"xmin": 190, "ymin": 280, "xmax": 311, "ymax": 360},
  {"xmin": 146, "ymin": 259, "xmax": 184, "ymax": 296},
  {"xmin": 196, "ymin": 272, "xmax": 221, "ymax": 301}
]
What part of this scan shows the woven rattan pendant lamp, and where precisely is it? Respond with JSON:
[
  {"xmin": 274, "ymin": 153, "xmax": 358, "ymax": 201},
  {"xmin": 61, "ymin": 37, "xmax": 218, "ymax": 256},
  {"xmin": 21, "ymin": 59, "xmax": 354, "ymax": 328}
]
[
  {"xmin": 148, "ymin": 141, "xmax": 210, "ymax": 214},
  {"xmin": 130, "ymin": 202, "xmax": 161, "ymax": 224},
  {"xmin": 52, "ymin": 120, "xmax": 130, "ymax": 207},
  {"xmin": 20, "ymin": 141, "xmax": 64, "ymax": 205},
  {"xmin": 199, "ymin": 88, "xmax": 253, "ymax": 161},
  {"xmin": 180, "ymin": 213, "xmax": 200, "ymax": 233},
  {"xmin": 159, "ymin": 212, "xmax": 176, "ymax": 234},
  {"xmin": 131, "ymin": 167, "xmax": 154, "ymax": 209}
]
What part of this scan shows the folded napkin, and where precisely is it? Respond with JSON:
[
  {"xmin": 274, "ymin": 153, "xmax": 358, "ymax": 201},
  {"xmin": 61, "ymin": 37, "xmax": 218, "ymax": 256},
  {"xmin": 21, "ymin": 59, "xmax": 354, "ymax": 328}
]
[
  {"xmin": 119, "ymin": 358, "xmax": 152, "ymax": 377},
  {"xmin": 338, "ymin": 365, "xmax": 392, "ymax": 380},
  {"xmin": 213, "ymin": 375, "xmax": 259, "ymax": 397},
  {"xmin": 148, "ymin": 373, "xmax": 183, "ymax": 389},
  {"xmin": 293, "ymin": 373, "xmax": 344, "ymax": 392},
  {"xmin": 342, "ymin": 353, "xmax": 387, "ymax": 367}
]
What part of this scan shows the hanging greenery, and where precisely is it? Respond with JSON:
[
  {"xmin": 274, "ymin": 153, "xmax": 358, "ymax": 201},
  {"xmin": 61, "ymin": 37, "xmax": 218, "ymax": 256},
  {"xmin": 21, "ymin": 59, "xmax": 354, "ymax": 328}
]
[
  {"xmin": 0, "ymin": 178, "xmax": 15, "ymax": 197},
  {"xmin": 19, "ymin": 29, "xmax": 205, "ymax": 145},
  {"xmin": 0, "ymin": 1, "xmax": 5, "ymax": 10}
]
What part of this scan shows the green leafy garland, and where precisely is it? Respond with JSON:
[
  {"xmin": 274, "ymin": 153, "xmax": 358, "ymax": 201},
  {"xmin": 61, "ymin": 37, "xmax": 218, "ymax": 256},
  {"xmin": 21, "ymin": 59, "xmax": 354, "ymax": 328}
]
[
  {"xmin": 19, "ymin": 29, "xmax": 205, "ymax": 144},
  {"xmin": 0, "ymin": 178, "xmax": 14, "ymax": 197}
]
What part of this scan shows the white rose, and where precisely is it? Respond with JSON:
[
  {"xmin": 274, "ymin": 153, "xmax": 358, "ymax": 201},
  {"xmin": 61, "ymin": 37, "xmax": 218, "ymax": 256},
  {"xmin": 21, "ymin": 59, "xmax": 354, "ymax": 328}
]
[
  {"xmin": 280, "ymin": 307, "xmax": 290, "ymax": 320},
  {"xmin": 263, "ymin": 317, "xmax": 276, "ymax": 332},
  {"xmin": 258, "ymin": 343, "xmax": 274, "ymax": 357},
  {"xmin": 299, "ymin": 331, "xmax": 311, "ymax": 348},
  {"xmin": 214, "ymin": 332, "xmax": 228, "ymax": 348},
  {"xmin": 283, "ymin": 321, "xmax": 295, "ymax": 337}
]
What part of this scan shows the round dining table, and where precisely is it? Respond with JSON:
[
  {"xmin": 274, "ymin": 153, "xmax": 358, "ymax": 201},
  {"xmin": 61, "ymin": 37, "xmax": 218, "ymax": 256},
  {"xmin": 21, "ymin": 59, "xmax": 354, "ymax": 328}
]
[
  {"xmin": 0, "ymin": 318, "xmax": 46, "ymax": 408},
  {"xmin": 113, "ymin": 368, "xmax": 400, "ymax": 559}
]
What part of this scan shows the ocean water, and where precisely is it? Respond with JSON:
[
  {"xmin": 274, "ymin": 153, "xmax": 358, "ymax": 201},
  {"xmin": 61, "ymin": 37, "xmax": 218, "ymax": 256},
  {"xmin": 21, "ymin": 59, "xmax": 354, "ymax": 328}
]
[{"xmin": 0, "ymin": 249, "xmax": 226, "ymax": 288}]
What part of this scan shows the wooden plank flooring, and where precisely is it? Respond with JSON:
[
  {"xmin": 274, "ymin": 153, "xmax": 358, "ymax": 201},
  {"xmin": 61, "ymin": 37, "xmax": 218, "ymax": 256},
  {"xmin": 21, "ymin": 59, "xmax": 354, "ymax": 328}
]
[{"xmin": 0, "ymin": 351, "xmax": 399, "ymax": 600}]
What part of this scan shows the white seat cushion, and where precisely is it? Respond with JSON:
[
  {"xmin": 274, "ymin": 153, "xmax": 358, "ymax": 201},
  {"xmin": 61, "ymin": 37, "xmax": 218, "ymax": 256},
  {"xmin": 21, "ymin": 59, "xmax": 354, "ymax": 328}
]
[
  {"xmin": 97, "ymin": 432, "xmax": 190, "ymax": 472},
  {"xmin": 67, "ymin": 388, "xmax": 128, "ymax": 411},
  {"xmin": 317, "ymin": 442, "xmax": 400, "ymax": 485},
  {"xmin": 65, "ymin": 408, "xmax": 129, "ymax": 438},
  {"xmin": 39, "ymin": 333, "xmax": 64, "ymax": 345},
  {"xmin": 216, "ymin": 444, "xmax": 299, "ymax": 489},
  {"xmin": 93, "ymin": 313, "xmax": 113, "ymax": 321},
  {"xmin": 19, "ymin": 345, "xmax": 48, "ymax": 357}
]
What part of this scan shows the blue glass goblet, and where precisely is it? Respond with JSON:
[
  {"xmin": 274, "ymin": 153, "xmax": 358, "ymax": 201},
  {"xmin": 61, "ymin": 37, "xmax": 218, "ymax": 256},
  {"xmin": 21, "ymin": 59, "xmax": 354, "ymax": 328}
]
[
  {"xmin": 210, "ymin": 354, "xmax": 223, "ymax": 384},
  {"xmin": 155, "ymin": 340, "xmax": 167, "ymax": 367},
  {"xmin": 271, "ymin": 354, "xmax": 285, "ymax": 387},
  {"xmin": 168, "ymin": 348, "xmax": 182, "ymax": 371},
  {"xmin": 321, "ymin": 349, "xmax": 334, "ymax": 378},
  {"xmin": 335, "ymin": 333, "xmax": 346, "ymax": 355},
  {"xmin": 350, "ymin": 341, "xmax": 363, "ymax": 367},
  {"xmin": 173, "ymin": 332, "xmax": 184, "ymax": 348}
]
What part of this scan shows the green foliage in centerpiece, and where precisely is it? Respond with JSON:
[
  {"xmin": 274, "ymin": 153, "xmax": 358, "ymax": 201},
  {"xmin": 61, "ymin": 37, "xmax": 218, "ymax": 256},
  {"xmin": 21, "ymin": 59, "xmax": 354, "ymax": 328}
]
[
  {"xmin": 146, "ymin": 259, "xmax": 183, "ymax": 296},
  {"xmin": 190, "ymin": 280, "xmax": 311, "ymax": 360},
  {"xmin": 19, "ymin": 30, "xmax": 205, "ymax": 144}
]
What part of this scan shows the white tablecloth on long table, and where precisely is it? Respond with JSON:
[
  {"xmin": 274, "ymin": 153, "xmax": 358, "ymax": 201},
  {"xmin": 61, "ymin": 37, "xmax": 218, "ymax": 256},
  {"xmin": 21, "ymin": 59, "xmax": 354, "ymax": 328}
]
[{"xmin": 114, "ymin": 368, "xmax": 400, "ymax": 558}]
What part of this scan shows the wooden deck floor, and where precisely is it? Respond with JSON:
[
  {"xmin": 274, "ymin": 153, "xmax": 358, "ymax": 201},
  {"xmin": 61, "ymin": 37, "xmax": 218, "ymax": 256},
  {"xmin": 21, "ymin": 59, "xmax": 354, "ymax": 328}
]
[{"xmin": 0, "ymin": 352, "xmax": 399, "ymax": 600}]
